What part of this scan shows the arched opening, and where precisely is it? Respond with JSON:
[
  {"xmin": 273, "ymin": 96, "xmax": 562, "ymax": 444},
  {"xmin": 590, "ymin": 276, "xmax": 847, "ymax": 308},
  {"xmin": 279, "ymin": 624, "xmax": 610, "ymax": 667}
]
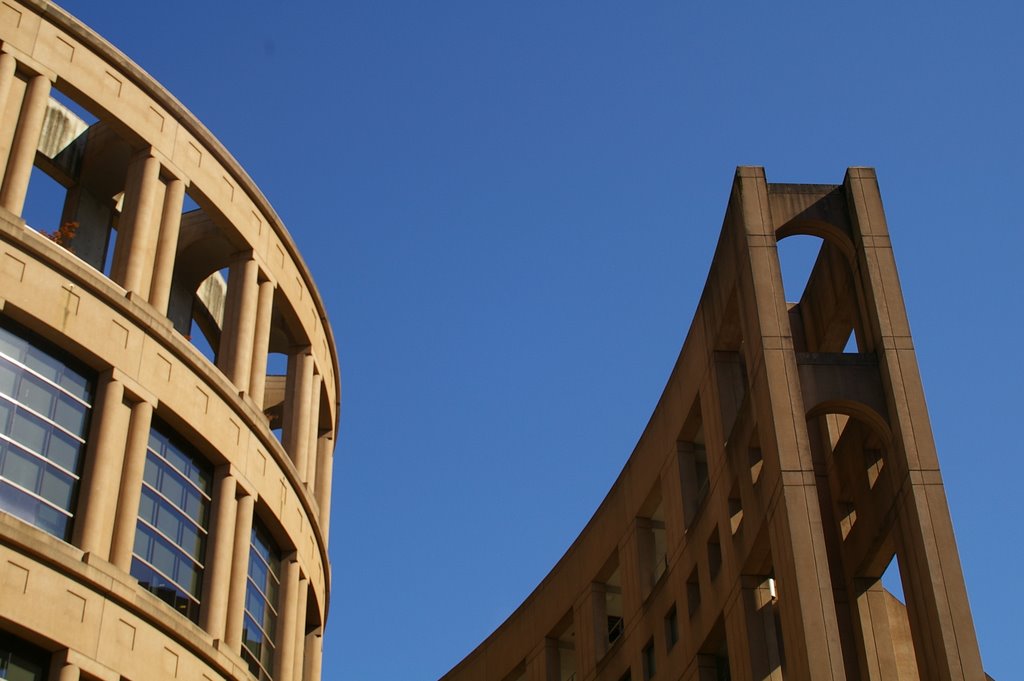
[{"xmin": 776, "ymin": 225, "xmax": 863, "ymax": 354}]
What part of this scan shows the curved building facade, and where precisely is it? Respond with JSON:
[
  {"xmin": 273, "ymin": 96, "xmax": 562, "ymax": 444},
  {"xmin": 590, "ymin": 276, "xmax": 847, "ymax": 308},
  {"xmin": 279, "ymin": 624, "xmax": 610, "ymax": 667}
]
[
  {"xmin": 442, "ymin": 169, "xmax": 988, "ymax": 681},
  {"xmin": 0, "ymin": 2, "xmax": 337, "ymax": 681}
]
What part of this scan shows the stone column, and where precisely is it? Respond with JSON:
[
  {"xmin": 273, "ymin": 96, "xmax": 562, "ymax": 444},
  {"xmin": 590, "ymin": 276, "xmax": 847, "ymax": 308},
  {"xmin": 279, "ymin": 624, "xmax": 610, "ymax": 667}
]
[
  {"xmin": 529, "ymin": 637, "xmax": 563, "ymax": 681},
  {"xmin": 305, "ymin": 372, "xmax": 322, "ymax": 487},
  {"xmin": 851, "ymin": 578, "xmax": 902, "ymax": 681},
  {"xmin": 273, "ymin": 555, "xmax": 301, "ymax": 681},
  {"xmin": 52, "ymin": 662, "xmax": 80, "ymax": 681},
  {"xmin": 73, "ymin": 374, "xmax": 129, "ymax": 558},
  {"xmin": 315, "ymin": 435, "xmax": 334, "ymax": 539},
  {"xmin": 109, "ymin": 399, "xmax": 155, "ymax": 571},
  {"xmin": 225, "ymin": 492, "xmax": 255, "ymax": 649},
  {"xmin": 148, "ymin": 177, "xmax": 186, "ymax": 314},
  {"xmin": 111, "ymin": 152, "xmax": 162, "ymax": 296},
  {"xmin": 734, "ymin": 167, "xmax": 846, "ymax": 681},
  {"xmin": 283, "ymin": 348, "xmax": 314, "ymax": 474},
  {"xmin": 292, "ymin": 576, "xmax": 309, "ymax": 678},
  {"xmin": 723, "ymin": 576, "xmax": 783, "ymax": 681},
  {"xmin": 303, "ymin": 628, "xmax": 323, "ymax": 681},
  {"xmin": 248, "ymin": 277, "xmax": 275, "ymax": 406},
  {"xmin": 0, "ymin": 53, "xmax": 18, "ymax": 186},
  {"xmin": 218, "ymin": 255, "xmax": 260, "ymax": 391},
  {"xmin": 200, "ymin": 469, "xmax": 239, "ymax": 640},
  {"xmin": 1, "ymin": 73, "xmax": 51, "ymax": 215}
]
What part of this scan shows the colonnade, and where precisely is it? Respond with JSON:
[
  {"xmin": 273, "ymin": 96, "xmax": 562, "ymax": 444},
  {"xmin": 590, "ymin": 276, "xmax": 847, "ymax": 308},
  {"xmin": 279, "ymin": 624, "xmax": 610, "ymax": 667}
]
[
  {"xmin": 0, "ymin": 42, "xmax": 333, "ymax": 506},
  {"xmin": 0, "ymin": 14, "xmax": 337, "ymax": 680}
]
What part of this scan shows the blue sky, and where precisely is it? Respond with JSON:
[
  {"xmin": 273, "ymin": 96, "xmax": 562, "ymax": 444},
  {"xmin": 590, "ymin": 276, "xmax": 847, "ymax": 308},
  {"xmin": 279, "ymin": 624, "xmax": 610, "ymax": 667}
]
[{"xmin": 56, "ymin": 2, "xmax": 1020, "ymax": 679}]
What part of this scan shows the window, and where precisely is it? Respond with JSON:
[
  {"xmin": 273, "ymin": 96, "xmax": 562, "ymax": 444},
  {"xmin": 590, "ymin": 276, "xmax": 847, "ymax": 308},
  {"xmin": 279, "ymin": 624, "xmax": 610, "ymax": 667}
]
[
  {"xmin": 130, "ymin": 421, "xmax": 212, "ymax": 623},
  {"xmin": 242, "ymin": 519, "xmax": 281, "ymax": 681},
  {"xmin": 0, "ymin": 318, "xmax": 92, "ymax": 540},
  {"xmin": 0, "ymin": 630, "xmax": 48, "ymax": 680},
  {"xmin": 642, "ymin": 639, "xmax": 656, "ymax": 680},
  {"xmin": 664, "ymin": 605, "xmax": 678, "ymax": 651}
]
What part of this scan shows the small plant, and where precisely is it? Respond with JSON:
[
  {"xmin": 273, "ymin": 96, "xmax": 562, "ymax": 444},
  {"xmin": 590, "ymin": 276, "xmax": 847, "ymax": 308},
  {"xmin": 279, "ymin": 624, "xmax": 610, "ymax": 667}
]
[{"xmin": 44, "ymin": 220, "xmax": 79, "ymax": 251}]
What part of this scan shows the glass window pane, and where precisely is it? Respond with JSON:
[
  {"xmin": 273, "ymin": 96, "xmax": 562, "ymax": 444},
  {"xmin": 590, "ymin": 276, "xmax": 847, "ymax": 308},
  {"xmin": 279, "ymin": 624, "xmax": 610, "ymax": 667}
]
[
  {"xmin": 16, "ymin": 373, "xmax": 55, "ymax": 417},
  {"xmin": 40, "ymin": 466, "xmax": 75, "ymax": 508},
  {"xmin": 1, "ymin": 446, "xmax": 42, "ymax": 491},
  {"xmin": 11, "ymin": 410, "xmax": 46, "ymax": 454},
  {"xmin": 44, "ymin": 428, "xmax": 82, "ymax": 473},
  {"xmin": 53, "ymin": 394, "xmax": 88, "ymax": 434},
  {"xmin": 22, "ymin": 346, "xmax": 63, "ymax": 383},
  {"xmin": 57, "ymin": 368, "xmax": 90, "ymax": 402},
  {"xmin": 0, "ymin": 359, "xmax": 17, "ymax": 395}
]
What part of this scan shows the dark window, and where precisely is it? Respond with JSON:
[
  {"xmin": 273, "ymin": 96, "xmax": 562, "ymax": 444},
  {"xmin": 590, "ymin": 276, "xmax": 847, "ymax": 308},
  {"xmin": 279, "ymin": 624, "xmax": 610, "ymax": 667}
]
[
  {"xmin": 607, "ymin": 615, "xmax": 624, "ymax": 645},
  {"xmin": 130, "ymin": 420, "xmax": 212, "ymax": 623},
  {"xmin": 241, "ymin": 519, "xmax": 281, "ymax": 681},
  {"xmin": 0, "ymin": 630, "xmax": 49, "ymax": 680},
  {"xmin": 642, "ymin": 639, "xmax": 656, "ymax": 680},
  {"xmin": 664, "ymin": 605, "xmax": 678, "ymax": 650},
  {"xmin": 0, "ymin": 317, "xmax": 93, "ymax": 540}
]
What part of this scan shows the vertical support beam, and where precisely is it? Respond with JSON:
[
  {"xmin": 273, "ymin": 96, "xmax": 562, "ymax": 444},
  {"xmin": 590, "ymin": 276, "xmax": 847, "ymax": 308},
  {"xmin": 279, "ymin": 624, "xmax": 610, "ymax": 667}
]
[
  {"xmin": 292, "ymin": 576, "xmax": 309, "ymax": 679},
  {"xmin": 225, "ymin": 492, "xmax": 255, "ymax": 650},
  {"xmin": 52, "ymin": 662, "xmax": 80, "ymax": 681},
  {"xmin": 526, "ymin": 638, "xmax": 561, "ymax": 681},
  {"xmin": 677, "ymin": 441, "xmax": 700, "ymax": 527},
  {"xmin": 248, "ymin": 277, "xmax": 275, "ymax": 406},
  {"xmin": 315, "ymin": 435, "xmax": 334, "ymax": 538},
  {"xmin": 73, "ymin": 374, "xmax": 129, "ymax": 558},
  {"xmin": 0, "ymin": 73, "xmax": 50, "ymax": 215},
  {"xmin": 850, "ymin": 578, "xmax": 902, "ymax": 681},
  {"xmin": 305, "ymin": 372, "xmax": 322, "ymax": 487},
  {"xmin": 723, "ymin": 577, "xmax": 783, "ymax": 681},
  {"xmin": 218, "ymin": 254, "xmax": 260, "ymax": 390},
  {"xmin": 0, "ymin": 52, "xmax": 19, "ymax": 188},
  {"xmin": 732, "ymin": 167, "xmax": 846, "ymax": 681},
  {"xmin": 111, "ymin": 152, "xmax": 162, "ymax": 296},
  {"xmin": 200, "ymin": 469, "xmax": 239, "ymax": 639},
  {"xmin": 619, "ymin": 524, "xmax": 642, "ymax": 622},
  {"xmin": 148, "ymin": 177, "xmax": 186, "ymax": 314},
  {"xmin": 109, "ymin": 399, "xmax": 154, "ymax": 571},
  {"xmin": 303, "ymin": 628, "xmax": 323, "ymax": 681},
  {"xmin": 283, "ymin": 348, "xmax": 314, "ymax": 474},
  {"xmin": 274, "ymin": 555, "xmax": 301, "ymax": 681},
  {"xmin": 845, "ymin": 167, "xmax": 984, "ymax": 681}
]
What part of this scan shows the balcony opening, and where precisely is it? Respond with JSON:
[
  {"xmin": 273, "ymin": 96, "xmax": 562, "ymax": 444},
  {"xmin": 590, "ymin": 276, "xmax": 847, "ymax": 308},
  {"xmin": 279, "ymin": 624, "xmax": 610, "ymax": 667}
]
[
  {"xmin": 708, "ymin": 529, "xmax": 722, "ymax": 581},
  {"xmin": 881, "ymin": 553, "xmax": 905, "ymax": 604},
  {"xmin": 728, "ymin": 481, "xmax": 743, "ymax": 536},
  {"xmin": 605, "ymin": 564, "xmax": 624, "ymax": 648},
  {"xmin": 265, "ymin": 351, "xmax": 288, "ymax": 442},
  {"xmin": 677, "ymin": 397, "xmax": 708, "ymax": 529},
  {"xmin": 664, "ymin": 605, "xmax": 678, "ymax": 651},
  {"xmin": 638, "ymin": 486, "xmax": 668, "ymax": 600},
  {"xmin": 642, "ymin": 638, "xmax": 656, "ymax": 680},
  {"xmin": 777, "ymin": 234, "xmax": 822, "ymax": 305},
  {"xmin": 548, "ymin": 614, "xmax": 576, "ymax": 681},
  {"xmin": 687, "ymin": 565, "xmax": 701, "ymax": 617}
]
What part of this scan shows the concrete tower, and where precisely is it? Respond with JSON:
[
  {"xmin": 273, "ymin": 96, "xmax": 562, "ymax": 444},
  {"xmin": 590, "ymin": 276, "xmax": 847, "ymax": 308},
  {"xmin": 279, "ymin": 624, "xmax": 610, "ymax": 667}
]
[
  {"xmin": 0, "ymin": 2, "xmax": 338, "ymax": 680},
  {"xmin": 441, "ymin": 168, "xmax": 989, "ymax": 681}
]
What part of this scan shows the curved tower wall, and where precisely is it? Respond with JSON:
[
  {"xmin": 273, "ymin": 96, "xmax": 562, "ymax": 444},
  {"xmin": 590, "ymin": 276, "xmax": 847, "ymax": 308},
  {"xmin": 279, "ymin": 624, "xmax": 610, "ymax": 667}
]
[
  {"xmin": 442, "ymin": 168, "xmax": 987, "ymax": 681},
  {"xmin": 0, "ymin": 2, "xmax": 338, "ymax": 680}
]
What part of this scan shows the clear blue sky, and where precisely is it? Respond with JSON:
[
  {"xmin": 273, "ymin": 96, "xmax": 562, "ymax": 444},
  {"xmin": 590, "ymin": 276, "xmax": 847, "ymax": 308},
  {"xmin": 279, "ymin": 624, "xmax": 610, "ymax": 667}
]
[{"xmin": 56, "ymin": 2, "xmax": 1020, "ymax": 679}]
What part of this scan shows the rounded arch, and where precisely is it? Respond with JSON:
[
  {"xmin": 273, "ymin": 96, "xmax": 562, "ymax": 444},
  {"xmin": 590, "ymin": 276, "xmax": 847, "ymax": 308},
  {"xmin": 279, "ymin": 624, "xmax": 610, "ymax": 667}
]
[
  {"xmin": 806, "ymin": 399, "xmax": 893, "ymax": 447},
  {"xmin": 776, "ymin": 219, "xmax": 856, "ymax": 265}
]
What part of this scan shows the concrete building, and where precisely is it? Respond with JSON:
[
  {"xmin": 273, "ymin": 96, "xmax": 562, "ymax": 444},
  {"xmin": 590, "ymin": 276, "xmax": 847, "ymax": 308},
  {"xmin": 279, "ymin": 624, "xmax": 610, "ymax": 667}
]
[
  {"xmin": 441, "ymin": 169, "xmax": 991, "ymax": 681},
  {"xmin": 0, "ymin": 2, "xmax": 337, "ymax": 680}
]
